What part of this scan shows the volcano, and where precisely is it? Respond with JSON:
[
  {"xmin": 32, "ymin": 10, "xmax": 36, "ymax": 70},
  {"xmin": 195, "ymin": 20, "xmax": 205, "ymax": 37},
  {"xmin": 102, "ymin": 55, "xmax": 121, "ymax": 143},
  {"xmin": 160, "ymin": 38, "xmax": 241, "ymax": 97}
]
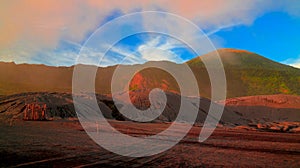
[{"xmin": 0, "ymin": 48, "xmax": 299, "ymax": 98}]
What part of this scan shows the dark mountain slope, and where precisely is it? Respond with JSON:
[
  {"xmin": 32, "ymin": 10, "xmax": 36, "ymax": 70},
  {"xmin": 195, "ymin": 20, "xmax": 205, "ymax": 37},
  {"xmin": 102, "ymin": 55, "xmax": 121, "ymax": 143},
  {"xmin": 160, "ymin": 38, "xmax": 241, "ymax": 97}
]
[{"xmin": 0, "ymin": 92, "xmax": 247, "ymax": 126}]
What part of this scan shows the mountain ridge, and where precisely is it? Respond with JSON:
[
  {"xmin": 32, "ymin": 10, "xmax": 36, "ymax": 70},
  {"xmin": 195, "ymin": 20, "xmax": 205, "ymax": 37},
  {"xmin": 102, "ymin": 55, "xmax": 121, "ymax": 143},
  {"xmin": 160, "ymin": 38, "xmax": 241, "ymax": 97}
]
[
  {"xmin": 3, "ymin": 48, "xmax": 298, "ymax": 70},
  {"xmin": 187, "ymin": 48, "xmax": 299, "ymax": 70},
  {"xmin": 0, "ymin": 48, "xmax": 299, "ymax": 98}
]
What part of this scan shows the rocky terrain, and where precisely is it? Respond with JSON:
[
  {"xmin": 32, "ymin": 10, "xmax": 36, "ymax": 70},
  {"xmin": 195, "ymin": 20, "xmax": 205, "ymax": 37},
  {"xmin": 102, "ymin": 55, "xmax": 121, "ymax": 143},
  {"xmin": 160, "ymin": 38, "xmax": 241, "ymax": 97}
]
[
  {"xmin": 0, "ymin": 91, "xmax": 247, "ymax": 126},
  {"xmin": 235, "ymin": 122, "xmax": 300, "ymax": 133},
  {"xmin": 1, "ymin": 92, "xmax": 299, "ymax": 130}
]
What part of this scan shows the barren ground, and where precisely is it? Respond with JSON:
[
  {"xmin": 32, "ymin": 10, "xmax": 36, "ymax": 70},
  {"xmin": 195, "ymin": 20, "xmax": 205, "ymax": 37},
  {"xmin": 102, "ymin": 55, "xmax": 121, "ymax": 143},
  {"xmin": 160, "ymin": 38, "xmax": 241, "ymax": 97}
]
[{"xmin": 0, "ymin": 120, "xmax": 299, "ymax": 168}]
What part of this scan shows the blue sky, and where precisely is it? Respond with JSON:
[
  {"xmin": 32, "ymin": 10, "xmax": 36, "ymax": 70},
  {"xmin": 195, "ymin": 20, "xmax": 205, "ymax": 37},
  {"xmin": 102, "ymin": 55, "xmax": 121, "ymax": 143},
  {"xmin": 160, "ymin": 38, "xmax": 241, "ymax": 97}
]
[
  {"xmin": 210, "ymin": 11, "xmax": 300, "ymax": 64},
  {"xmin": 1, "ymin": 1, "xmax": 300, "ymax": 68}
]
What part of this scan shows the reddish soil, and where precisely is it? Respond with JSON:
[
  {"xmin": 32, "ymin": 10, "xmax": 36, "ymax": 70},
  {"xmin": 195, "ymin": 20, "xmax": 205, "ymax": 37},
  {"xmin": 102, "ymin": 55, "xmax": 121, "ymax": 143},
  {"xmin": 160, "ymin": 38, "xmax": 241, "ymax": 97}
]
[
  {"xmin": 1, "ymin": 120, "xmax": 299, "ymax": 167},
  {"xmin": 218, "ymin": 94, "xmax": 300, "ymax": 123}
]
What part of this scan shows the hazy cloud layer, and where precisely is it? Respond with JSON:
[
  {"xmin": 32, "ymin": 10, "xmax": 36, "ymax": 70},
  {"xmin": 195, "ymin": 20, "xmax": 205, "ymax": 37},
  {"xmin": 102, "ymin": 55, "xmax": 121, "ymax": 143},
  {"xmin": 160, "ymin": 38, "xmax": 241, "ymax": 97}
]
[
  {"xmin": 0, "ymin": 0, "xmax": 299, "ymax": 65},
  {"xmin": 282, "ymin": 56, "xmax": 300, "ymax": 68}
]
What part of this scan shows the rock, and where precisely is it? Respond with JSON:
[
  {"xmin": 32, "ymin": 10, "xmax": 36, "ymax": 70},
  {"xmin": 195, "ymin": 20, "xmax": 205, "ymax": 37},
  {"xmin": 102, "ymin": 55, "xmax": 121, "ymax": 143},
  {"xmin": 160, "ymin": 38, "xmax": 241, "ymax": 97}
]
[
  {"xmin": 289, "ymin": 127, "xmax": 300, "ymax": 133},
  {"xmin": 282, "ymin": 125, "xmax": 290, "ymax": 132},
  {"xmin": 257, "ymin": 123, "xmax": 266, "ymax": 129},
  {"xmin": 269, "ymin": 126, "xmax": 281, "ymax": 132},
  {"xmin": 234, "ymin": 125, "xmax": 256, "ymax": 131},
  {"xmin": 248, "ymin": 123, "xmax": 257, "ymax": 127},
  {"xmin": 254, "ymin": 122, "xmax": 300, "ymax": 132},
  {"xmin": 217, "ymin": 124, "xmax": 224, "ymax": 128}
]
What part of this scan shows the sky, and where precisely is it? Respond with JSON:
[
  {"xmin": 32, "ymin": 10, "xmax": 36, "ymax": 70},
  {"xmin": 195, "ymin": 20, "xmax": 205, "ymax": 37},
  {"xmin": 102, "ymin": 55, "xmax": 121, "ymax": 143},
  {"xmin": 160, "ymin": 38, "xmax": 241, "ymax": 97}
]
[{"xmin": 0, "ymin": 0, "xmax": 300, "ymax": 68}]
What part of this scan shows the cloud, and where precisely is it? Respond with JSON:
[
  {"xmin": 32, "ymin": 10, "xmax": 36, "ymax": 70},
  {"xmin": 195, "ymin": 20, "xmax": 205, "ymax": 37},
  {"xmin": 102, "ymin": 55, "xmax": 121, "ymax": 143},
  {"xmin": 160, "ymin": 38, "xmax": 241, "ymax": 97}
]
[
  {"xmin": 0, "ymin": 0, "xmax": 299, "ymax": 65},
  {"xmin": 103, "ymin": 35, "xmax": 186, "ymax": 66},
  {"xmin": 281, "ymin": 56, "xmax": 300, "ymax": 68},
  {"xmin": 138, "ymin": 36, "xmax": 185, "ymax": 62},
  {"xmin": 106, "ymin": 44, "xmax": 142, "ymax": 64}
]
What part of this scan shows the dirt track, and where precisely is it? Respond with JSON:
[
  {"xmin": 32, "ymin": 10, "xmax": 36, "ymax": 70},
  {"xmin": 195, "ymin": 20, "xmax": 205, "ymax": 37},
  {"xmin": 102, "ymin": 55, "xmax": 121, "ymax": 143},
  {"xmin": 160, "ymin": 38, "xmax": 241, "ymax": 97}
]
[{"xmin": 0, "ymin": 120, "xmax": 299, "ymax": 168}]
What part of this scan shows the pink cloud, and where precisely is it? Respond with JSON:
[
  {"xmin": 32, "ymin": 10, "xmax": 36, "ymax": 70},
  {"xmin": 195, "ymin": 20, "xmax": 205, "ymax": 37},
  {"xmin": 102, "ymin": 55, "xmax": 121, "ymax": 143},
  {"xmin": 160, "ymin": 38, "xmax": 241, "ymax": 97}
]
[{"xmin": 0, "ymin": 0, "xmax": 298, "ymax": 63}]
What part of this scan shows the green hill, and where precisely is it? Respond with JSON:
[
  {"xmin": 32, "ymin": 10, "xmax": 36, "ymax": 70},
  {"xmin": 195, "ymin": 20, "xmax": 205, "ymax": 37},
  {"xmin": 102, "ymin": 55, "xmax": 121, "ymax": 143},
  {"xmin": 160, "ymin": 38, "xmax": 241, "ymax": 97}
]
[{"xmin": 187, "ymin": 49, "xmax": 300, "ymax": 98}]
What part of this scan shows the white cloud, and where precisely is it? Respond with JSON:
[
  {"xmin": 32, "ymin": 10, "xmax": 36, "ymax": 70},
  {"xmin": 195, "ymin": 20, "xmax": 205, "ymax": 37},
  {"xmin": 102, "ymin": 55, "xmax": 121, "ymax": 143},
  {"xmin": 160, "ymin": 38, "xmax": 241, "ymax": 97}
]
[
  {"xmin": 204, "ymin": 22, "xmax": 243, "ymax": 37},
  {"xmin": 139, "ymin": 47, "xmax": 179, "ymax": 62},
  {"xmin": 137, "ymin": 36, "xmax": 184, "ymax": 62},
  {"xmin": 106, "ymin": 45, "xmax": 142, "ymax": 64},
  {"xmin": 282, "ymin": 56, "xmax": 300, "ymax": 69},
  {"xmin": 102, "ymin": 36, "xmax": 186, "ymax": 66}
]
